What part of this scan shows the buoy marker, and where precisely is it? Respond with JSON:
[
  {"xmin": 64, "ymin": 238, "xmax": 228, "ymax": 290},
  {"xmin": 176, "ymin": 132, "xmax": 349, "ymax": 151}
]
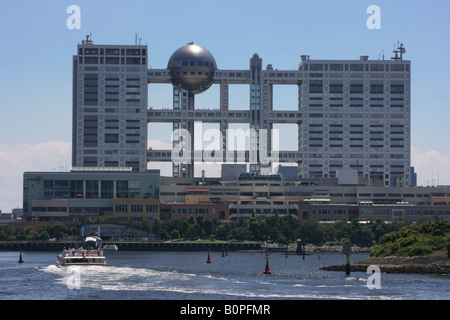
[
  {"xmin": 18, "ymin": 250, "xmax": 24, "ymax": 264},
  {"xmin": 206, "ymin": 248, "xmax": 212, "ymax": 263},
  {"xmin": 263, "ymin": 250, "xmax": 271, "ymax": 274}
]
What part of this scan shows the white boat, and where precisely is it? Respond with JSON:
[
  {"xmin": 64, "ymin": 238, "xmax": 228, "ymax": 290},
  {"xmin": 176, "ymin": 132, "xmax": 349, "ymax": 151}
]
[
  {"xmin": 56, "ymin": 236, "xmax": 106, "ymax": 266},
  {"xmin": 103, "ymin": 244, "xmax": 118, "ymax": 251}
]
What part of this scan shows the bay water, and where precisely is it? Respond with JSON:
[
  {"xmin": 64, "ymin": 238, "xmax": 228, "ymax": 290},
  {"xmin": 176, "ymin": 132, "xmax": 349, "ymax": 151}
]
[{"xmin": 1, "ymin": 250, "xmax": 448, "ymax": 300}]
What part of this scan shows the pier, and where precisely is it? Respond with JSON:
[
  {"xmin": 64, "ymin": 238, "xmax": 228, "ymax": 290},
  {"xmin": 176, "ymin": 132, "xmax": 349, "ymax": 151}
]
[{"xmin": 0, "ymin": 240, "xmax": 261, "ymax": 252}]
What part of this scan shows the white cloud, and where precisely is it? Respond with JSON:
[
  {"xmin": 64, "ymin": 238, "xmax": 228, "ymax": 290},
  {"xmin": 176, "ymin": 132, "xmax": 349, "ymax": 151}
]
[
  {"xmin": 411, "ymin": 147, "xmax": 450, "ymax": 186},
  {"xmin": 0, "ymin": 141, "xmax": 71, "ymax": 212}
]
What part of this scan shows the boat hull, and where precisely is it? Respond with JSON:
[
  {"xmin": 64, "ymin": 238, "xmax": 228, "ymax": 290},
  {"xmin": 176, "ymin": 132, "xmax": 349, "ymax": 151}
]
[{"xmin": 56, "ymin": 254, "xmax": 106, "ymax": 266}]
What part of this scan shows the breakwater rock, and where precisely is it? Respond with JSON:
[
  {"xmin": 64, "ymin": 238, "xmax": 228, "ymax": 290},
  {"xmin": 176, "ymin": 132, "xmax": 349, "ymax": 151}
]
[
  {"xmin": 320, "ymin": 251, "xmax": 450, "ymax": 274},
  {"xmin": 303, "ymin": 244, "xmax": 373, "ymax": 253}
]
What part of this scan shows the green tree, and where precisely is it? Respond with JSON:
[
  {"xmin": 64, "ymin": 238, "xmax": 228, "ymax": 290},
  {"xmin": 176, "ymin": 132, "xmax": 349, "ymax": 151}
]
[
  {"xmin": 265, "ymin": 215, "xmax": 281, "ymax": 242},
  {"xmin": 215, "ymin": 224, "xmax": 230, "ymax": 240},
  {"xmin": 38, "ymin": 230, "xmax": 50, "ymax": 240},
  {"xmin": 186, "ymin": 223, "xmax": 201, "ymax": 239},
  {"xmin": 26, "ymin": 230, "xmax": 39, "ymax": 241},
  {"xmin": 231, "ymin": 227, "xmax": 249, "ymax": 241},
  {"xmin": 170, "ymin": 229, "xmax": 180, "ymax": 239},
  {"xmin": 248, "ymin": 217, "xmax": 261, "ymax": 240},
  {"xmin": 202, "ymin": 219, "xmax": 215, "ymax": 237},
  {"xmin": 296, "ymin": 219, "xmax": 325, "ymax": 245}
]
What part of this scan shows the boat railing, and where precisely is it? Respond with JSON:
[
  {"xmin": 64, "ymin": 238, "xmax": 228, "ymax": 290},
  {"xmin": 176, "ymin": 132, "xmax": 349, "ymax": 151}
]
[{"xmin": 62, "ymin": 248, "xmax": 104, "ymax": 257}]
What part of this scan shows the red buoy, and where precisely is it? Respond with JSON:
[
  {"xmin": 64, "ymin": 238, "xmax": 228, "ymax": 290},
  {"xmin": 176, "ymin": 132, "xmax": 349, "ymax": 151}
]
[
  {"xmin": 263, "ymin": 251, "xmax": 271, "ymax": 274},
  {"xmin": 206, "ymin": 248, "xmax": 212, "ymax": 263}
]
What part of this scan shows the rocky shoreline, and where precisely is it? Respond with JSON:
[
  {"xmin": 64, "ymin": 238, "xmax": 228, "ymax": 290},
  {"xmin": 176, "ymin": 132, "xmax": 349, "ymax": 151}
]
[
  {"xmin": 301, "ymin": 244, "xmax": 373, "ymax": 253},
  {"xmin": 320, "ymin": 251, "xmax": 450, "ymax": 275}
]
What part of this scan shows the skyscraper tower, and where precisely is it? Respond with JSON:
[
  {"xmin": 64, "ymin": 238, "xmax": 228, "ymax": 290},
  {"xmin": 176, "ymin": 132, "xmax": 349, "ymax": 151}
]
[{"xmin": 72, "ymin": 36, "xmax": 148, "ymax": 172}]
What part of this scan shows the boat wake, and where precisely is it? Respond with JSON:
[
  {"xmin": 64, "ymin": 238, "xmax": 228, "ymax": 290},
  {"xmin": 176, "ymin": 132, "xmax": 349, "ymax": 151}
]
[{"xmin": 37, "ymin": 264, "xmax": 382, "ymax": 299}]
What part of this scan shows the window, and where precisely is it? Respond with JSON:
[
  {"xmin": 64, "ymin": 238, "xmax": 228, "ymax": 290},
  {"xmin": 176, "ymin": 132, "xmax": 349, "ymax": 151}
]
[
  {"xmin": 105, "ymin": 133, "xmax": 119, "ymax": 143},
  {"xmin": 105, "ymin": 48, "xmax": 120, "ymax": 55},
  {"xmin": 131, "ymin": 204, "xmax": 143, "ymax": 213},
  {"xmin": 350, "ymin": 64, "xmax": 364, "ymax": 71},
  {"xmin": 370, "ymin": 64, "xmax": 384, "ymax": 71},
  {"xmin": 390, "ymin": 84, "xmax": 404, "ymax": 93},
  {"xmin": 115, "ymin": 204, "xmax": 128, "ymax": 213},
  {"xmin": 126, "ymin": 57, "xmax": 141, "ymax": 65},
  {"xmin": 84, "ymin": 57, "xmax": 99, "ymax": 64},
  {"xmin": 106, "ymin": 57, "xmax": 120, "ymax": 64},
  {"xmin": 309, "ymin": 64, "xmax": 323, "ymax": 71},
  {"xmin": 390, "ymin": 64, "xmax": 404, "ymax": 72},
  {"xmin": 126, "ymin": 49, "xmax": 142, "ymax": 56},
  {"xmin": 370, "ymin": 84, "xmax": 384, "ymax": 94},
  {"xmin": 86, "ymin": 181, "xmax": 99, "ymax": 198},
  {"xmin": 309, "ymin": 80, "xmax": 323, "ymax": 93},
  {"xmin": 329, "ymin": 84, "xmax": 343, "ymax": 93},
  {"xmin": 330, "ymin": 64, "xmax": 343, "ymax": 71},
  {"xmin": 146, "ymin": 204, "xmax": 159, "ymax": 213},
  {"xmin": 350, "ymin": 84, "xmax": 363, "ymax": 94}
]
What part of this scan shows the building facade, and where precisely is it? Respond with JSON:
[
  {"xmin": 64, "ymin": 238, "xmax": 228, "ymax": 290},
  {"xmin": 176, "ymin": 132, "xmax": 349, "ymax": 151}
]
[
  {"xmin": 158, "ymin": 175, "xmax": 450, "ymax": 222},
  {"xmin": 160, "ymin": 203, "xmax": 229, "ymax": 221},
  {"xmin": 112, "ymin": 198, "xmax": 160, "ymax": 222},
  {"xmin": 23, "ymin": 169, "xmax": 160, "ymax": 221},
  {"xmin": 72, "ymin": 38, "xmax": 411, "ymax": 185},
  {"xmin": 147, "ymin": 46, "xmax": 411, "ymax": 186},
  {"xmin": 72, "ymin": 36, "xmax": 148, "ymax": 172}
]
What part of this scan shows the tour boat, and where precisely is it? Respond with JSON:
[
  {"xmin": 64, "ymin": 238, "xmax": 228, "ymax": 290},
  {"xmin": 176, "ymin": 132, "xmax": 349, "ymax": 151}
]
[{"xmin": 56, "ymin": 236, "xmax": 106, "ymax": 266}]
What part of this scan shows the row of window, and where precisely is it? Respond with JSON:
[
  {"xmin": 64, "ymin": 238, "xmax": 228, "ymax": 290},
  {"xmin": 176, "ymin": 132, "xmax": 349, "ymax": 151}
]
[
  {"xmin": 115, "ymin": 204, "xmax": 159, "ymax": 213},
  {"xmin": 302, "ymin": 63, "xmax": 409, "ymax": 72},
  {"xmin": 307, "ymin": 83, "xmax": 405, "ymax": 94},
  {"xmin": 80, "ymin": 57, "xmax": 145, "ymax": 65},
  {"xmin": 173, "ymin": 208, "xmax": 211, "ymax": 214},
  {"xmin": 80, "ymin": 48, "xmax": 146, "ymax": 56}
]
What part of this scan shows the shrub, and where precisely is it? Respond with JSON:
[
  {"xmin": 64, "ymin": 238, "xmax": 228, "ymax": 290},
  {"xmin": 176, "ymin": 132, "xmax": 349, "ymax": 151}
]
[{"xmin": 370, "ymin": 220, "xmax": 450, "ymax": 257}]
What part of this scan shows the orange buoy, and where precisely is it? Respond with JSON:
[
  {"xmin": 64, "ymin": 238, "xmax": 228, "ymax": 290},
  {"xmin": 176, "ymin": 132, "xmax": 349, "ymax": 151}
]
[
  {"xmin": 206, "ymin": 248, "xmax": 212, "ymax": 263},
  {"xmin": 263, "ymin": 250, "xmax": 271, "ymax": 274}
]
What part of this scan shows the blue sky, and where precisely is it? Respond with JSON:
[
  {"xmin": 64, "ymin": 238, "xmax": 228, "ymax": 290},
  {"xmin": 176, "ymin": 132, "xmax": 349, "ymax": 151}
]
[{"xmin": 0, "ymin": 0, "xmax": 449, "ymax": 211}]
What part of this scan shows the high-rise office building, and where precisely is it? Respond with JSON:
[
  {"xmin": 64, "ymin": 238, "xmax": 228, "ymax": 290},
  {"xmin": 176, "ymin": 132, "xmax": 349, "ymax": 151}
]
[{"xmin": 72, "ymin": 36, "xmax": 148, "ymax": 172}]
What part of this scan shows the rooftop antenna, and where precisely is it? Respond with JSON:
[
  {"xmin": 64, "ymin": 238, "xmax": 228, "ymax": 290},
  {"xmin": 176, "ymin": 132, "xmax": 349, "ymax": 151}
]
[
  {"xmin": 83, "ymin": 33, "xmax": 93, "ymax": 45},
  {"xmin": 135, "ymin": 33, "xmax": 142, "ymax": 45},
  {"xmin": 391, "ymin": 41, "xmax": 406, "ymax": 61},
  {"xmin": 391, "ymin": 42, "xmax": 400, "ymax": 60},
  {"xmin": 399, "ymin": 43, "xmax": 406, "ymax": 60}
]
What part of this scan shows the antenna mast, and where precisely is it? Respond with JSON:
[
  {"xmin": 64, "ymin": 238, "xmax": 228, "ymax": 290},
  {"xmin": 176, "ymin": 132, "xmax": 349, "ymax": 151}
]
[{"xmin": 391, "ymin": 42, "xmax": 406, "ymax": 61}]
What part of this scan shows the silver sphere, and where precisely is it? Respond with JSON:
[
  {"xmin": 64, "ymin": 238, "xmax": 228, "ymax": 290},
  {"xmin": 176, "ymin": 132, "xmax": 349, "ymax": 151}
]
[{"xmin": 167, "ymin": 43, "xmax": 217, "ymax": 94}]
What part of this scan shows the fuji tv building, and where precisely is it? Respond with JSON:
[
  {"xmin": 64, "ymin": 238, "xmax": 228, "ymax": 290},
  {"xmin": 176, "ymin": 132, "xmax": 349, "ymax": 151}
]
[{"xmin": 74, "ymin": 38, "xmax": 412, "ymax": 188}]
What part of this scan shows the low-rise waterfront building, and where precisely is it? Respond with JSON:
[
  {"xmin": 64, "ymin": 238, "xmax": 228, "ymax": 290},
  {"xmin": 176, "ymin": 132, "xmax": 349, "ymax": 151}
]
[
  {"xmin": 112, "ymin": 198, "xmax": 160, "ymax": 222},
  {"xmin": 23, "ymin": 168, "xmax": 160, "ymax": 221}
]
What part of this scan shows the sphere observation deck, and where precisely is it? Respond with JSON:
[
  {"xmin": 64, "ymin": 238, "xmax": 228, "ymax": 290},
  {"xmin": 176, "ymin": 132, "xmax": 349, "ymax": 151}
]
[{"xmin": 167, "ymin": 43, "xmax": 217, "ymax": 94}]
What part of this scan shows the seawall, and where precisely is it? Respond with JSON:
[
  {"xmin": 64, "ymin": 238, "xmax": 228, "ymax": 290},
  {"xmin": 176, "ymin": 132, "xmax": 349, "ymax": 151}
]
[{"xmin": 0, "ymin": 240, "xmax": 261, "ymax": 252}]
